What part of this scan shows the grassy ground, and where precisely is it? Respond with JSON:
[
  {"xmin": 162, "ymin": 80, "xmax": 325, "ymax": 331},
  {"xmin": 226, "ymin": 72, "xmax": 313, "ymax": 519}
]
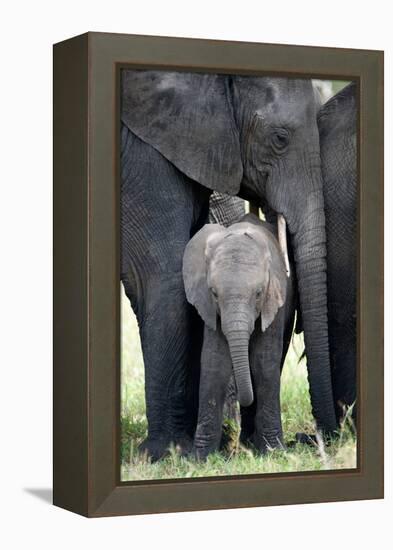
[{"xmin": 120, "ymin": 287, "xmax": 356, "ymax": 481}]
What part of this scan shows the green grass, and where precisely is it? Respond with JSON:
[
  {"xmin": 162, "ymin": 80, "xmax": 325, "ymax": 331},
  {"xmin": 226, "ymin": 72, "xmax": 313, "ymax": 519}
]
[
  {"xmin": 120, "ymin": 287, "xmax": 356, "ymax": 481},
  {"xmin": 332, "ymin": 80, "xmax": 351, "ymax": 95}
]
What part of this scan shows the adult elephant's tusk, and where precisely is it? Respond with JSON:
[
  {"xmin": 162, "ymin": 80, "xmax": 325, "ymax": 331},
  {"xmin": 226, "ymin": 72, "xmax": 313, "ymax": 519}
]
[{"xmin": 277, "ymin": 214, "xmax": 290, "ymax": 278}]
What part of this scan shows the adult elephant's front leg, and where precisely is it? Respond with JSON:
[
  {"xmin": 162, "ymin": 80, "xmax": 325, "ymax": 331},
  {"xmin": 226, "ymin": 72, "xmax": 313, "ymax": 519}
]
[
  {"xmin": 121, "ymin": 126, "xmax": 210, "ymax": 460},
  {"xmin": 137, "ymin": 273, "xmax": 198, "ymax": 459}
]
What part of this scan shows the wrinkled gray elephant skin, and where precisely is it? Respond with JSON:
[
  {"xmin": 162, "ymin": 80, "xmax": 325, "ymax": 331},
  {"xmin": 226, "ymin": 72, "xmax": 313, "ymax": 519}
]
[
  {"xmin": 318, "ymin": 83, "xmax": 357, "ymax": 423},
  {"xmin": 121, "ymin": 70, "xmax": 336, "ymax": 460}
]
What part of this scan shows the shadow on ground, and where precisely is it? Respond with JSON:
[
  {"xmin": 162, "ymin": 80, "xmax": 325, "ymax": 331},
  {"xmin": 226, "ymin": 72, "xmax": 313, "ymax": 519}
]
[{"xmin": 24, "ymin": 488, "xmax": 52, "ymax": 504}]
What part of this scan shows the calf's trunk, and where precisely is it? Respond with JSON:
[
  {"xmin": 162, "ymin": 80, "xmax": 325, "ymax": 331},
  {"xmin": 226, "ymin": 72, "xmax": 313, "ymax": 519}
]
[{"xmin": 225, "ymin": 329, "xmax": 253, "ymax": 407}]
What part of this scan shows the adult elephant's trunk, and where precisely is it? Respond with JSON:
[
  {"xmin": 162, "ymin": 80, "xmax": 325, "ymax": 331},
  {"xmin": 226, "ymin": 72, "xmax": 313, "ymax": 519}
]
[
  {"xmin": 292, "ymin": 199, "xmax": 337, "ymax": 434},
  {"xmin": 225, "ymin": 328, "xmax": 253, "ymax": 407}
]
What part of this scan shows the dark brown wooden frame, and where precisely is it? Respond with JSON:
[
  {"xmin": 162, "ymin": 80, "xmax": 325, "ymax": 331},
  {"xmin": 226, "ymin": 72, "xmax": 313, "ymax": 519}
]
[{"xmin": 53, "ymin": 32, "xmax": 383, "ymax": 517}]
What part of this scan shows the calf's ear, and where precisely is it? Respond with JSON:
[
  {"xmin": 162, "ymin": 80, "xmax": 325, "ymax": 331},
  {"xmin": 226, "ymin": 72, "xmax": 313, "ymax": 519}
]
[
  {"xmin": 261, "ymin": 267, "xmax": 287, "ymax": 332},
  {"xmin": 182, "ymin": 224, "xmax": 225, "ymax": 330}
]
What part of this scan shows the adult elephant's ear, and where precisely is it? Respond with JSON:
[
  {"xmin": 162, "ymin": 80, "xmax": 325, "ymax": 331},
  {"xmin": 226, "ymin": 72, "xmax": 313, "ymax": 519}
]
[
  {"xmin": 121, "ymin": 70, "xmax": 243, "ymax": 195},
  {"xmin": 183, "ymin": 224, "xmax": 225, "ymax": 329}
]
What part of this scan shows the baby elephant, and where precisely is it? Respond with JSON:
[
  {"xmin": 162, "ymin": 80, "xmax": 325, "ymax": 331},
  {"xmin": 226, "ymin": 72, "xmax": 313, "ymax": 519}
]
[{"xmin": 183, "ymin": 213, "xmax": 295, "ymax": 459}]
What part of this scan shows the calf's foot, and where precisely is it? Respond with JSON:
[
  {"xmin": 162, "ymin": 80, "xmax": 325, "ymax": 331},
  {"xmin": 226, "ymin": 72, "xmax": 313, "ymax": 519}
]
[{"xmin": 252, "ymin": 432, "xmax": 286, "ymax": 455}]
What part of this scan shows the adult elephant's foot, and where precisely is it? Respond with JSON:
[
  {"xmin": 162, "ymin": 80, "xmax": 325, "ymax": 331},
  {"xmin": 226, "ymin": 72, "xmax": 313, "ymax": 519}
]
[
  {"xmin": 138, "ymin": 433, "xmax": 193, "ymax": 462},
  {"xmin": 138, "ymin": 436, "xmax": 171, "ymax": 462}
]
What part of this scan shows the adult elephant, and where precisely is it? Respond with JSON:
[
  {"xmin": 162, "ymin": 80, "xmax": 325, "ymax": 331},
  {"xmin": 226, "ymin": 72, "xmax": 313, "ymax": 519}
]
[
  {"xmin": 121, "ymin": 70, "xmax": 337, "ymax": 459},
  {"xmin": 318, "ymin": 82, "xmax": 357, "ymax": 423}
]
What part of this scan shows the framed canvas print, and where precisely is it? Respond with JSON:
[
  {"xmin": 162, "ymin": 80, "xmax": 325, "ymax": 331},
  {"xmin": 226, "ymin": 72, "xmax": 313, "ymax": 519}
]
[{"xmin": 53, "ymin": 32, "xmax": 383, "ymax": 517}]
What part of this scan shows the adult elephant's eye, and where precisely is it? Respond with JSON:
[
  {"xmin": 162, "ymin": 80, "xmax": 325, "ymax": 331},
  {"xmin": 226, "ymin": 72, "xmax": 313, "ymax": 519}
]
[
  {"xmin": 256, "ymin": 288, "xmax": 262, "ymax": 299},
  {"xmin": 272, "ymin": 129, "xmax": 290, "ymax": 153},
  {"xmin": 211, "ymin": 288, "xmax": 218, "ymax": 299}
]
